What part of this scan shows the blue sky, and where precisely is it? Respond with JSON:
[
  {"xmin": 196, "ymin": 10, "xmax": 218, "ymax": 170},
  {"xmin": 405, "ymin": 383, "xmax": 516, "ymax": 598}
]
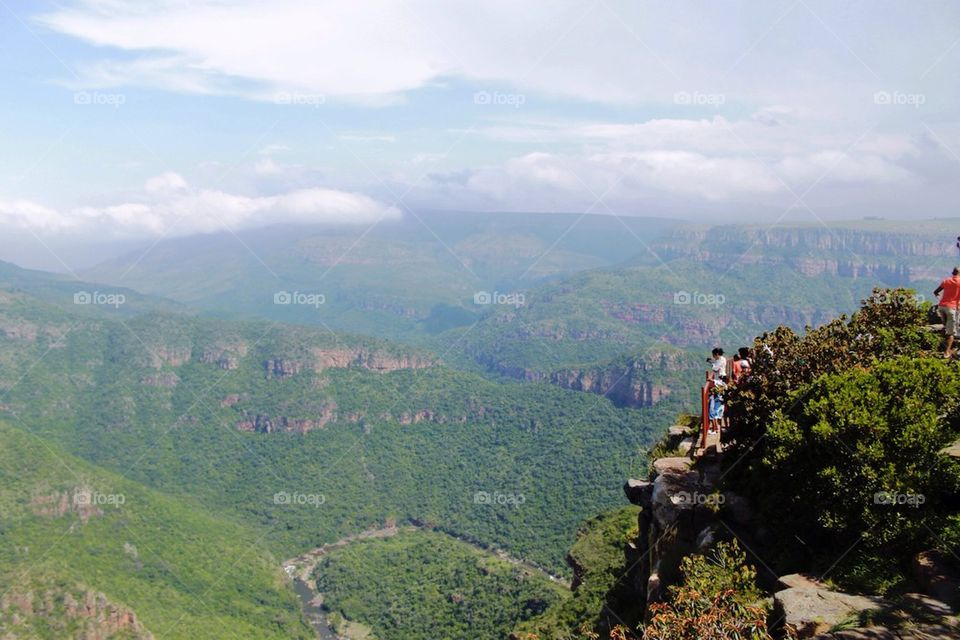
[{"xmin": 1, "ymin": 0, "xmax": 958, "ymax": 252}]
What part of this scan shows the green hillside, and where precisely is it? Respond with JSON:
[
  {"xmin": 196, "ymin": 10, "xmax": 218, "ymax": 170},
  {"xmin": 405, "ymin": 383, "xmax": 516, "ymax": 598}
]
[{"xmin": 0, "ymin": 421, "xmax": 311, "ymax": 639}]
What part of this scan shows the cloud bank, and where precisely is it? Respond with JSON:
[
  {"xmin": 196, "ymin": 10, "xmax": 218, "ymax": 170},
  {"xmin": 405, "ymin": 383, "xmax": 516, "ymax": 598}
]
[{"xmin": 0, "ymin": 174, "xmax": 400, "ymax": 237}]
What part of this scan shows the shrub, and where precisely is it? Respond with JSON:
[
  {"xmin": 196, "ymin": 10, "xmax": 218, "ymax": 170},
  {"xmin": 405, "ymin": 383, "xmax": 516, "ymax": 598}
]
[
  {"xmin": 725, "ymin": 287, "xmax": 937, "ymax": 470},
  {"xmin": 759, "ymin": 356, "xmax": 960, "ymax": 591},
  {"xmin": 642, "ymin": 541, "xmax": 774, "ymax": 640}
]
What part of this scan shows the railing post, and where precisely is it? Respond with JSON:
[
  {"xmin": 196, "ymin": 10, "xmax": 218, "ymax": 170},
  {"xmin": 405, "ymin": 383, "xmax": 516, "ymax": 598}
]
[{"xmin": 700, "ymin": 372, "xmax": 710, "ymax": 451}]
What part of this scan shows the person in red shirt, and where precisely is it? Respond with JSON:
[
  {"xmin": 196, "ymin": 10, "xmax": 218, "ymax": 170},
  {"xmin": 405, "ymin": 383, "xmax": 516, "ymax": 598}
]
[{"xmin": 934, "ymin": 267, "xmax": 960, "ymax": 358}]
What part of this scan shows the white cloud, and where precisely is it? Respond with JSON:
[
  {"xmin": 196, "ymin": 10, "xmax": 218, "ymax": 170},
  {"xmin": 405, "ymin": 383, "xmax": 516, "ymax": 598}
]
[
  {"xmin": 144, "ymin": 171, "xmax": 189, "ymax": 194},
  {"xmin": 254, "ymin": 158, "xmax": 283, "ymax": 175},
  {"xmin": 37, "ymin": 0, "xmax": 960, "ymax": 112},
  {"xmin": 0, "ymin": 175, "xmax": 399, "ymax": 237},
  {"xmin": 0, "ymin": 200, "xmax": 77, "ymax": 233}
]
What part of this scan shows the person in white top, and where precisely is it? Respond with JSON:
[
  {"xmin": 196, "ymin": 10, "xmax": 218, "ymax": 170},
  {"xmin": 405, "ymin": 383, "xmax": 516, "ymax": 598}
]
[{"xmin": 708, "ymin": 348, "xmax": 727, "ymax": 380}]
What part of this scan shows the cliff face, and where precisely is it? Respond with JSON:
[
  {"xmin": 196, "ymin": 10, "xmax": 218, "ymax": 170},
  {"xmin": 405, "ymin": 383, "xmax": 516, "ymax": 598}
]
[
  {"xmin": 480, "ymin": 352, "xmax": 686, "ymax": 408},
  {"xmin": 266, "ymin": 347, "xmax": 433, "ymax": 379},
  {"xmin": 655, "ymin": 226, "xmax": 951, "ymax": 283},
  {"xmin": 235, "ymin": 405, "xmax": 483, "ymax": 434},
  {"xmin": 549, "ymin": 365, "xmax": 671, "ymax": 408},
  {"xmin": 0, "ymin": 584, "xmax": 153, "ymax": 639}
]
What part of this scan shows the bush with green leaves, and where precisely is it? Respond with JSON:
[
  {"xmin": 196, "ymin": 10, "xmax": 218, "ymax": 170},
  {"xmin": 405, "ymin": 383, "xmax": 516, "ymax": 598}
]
[
  {"xmin": 757, "ymin": 356, "xmax": 960, "ymax": 591},
  {"xmin": 725, "ymin": 287, "xmax": 938, "ymax": 469}
]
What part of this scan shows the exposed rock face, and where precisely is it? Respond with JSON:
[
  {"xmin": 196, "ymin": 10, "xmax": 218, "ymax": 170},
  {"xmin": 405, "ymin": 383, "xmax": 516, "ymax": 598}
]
[
  {"xmin": 624, "ymin": 456, "xmax": 730, "ymax": 617},
  {"xmin": 0, "ymin": 584, "xmax": 153, "ymax": 639},
  {"xmin": 199, "ymin": 343, "xmax": 248, "ymax": 370},
  {"xmin": 484, "ymin": 352, "xmax": 687, "ymax": 408},
  {"xmin": 549, "ymin": 365, "xmax": 671, "ymax": 408},
  {"xmin": 0, "ymin": 319, "xmax": 38, "ymax": 342},
  {"xmin": 265, "ymin": 348, "xmax": 433, "ymax": 378},
  {"xmin": 310, "ymin": 347, "xmax": 433, "ymax": 372},
  {"xmin": 774, "ymin": 587, "xmax": 882, "ymax": 638},
  {"xmin": 236, "ymin": 405, "xmax": 484, "ymax": 433},
  {"xmin": 264, "ymin": 358, "xmax": 304, "ymax": 379},
  {"xmin": 147, "ymin": 346, "xmax": 192, "ymax": 369},
  {"xmin": 655, "ymin": 226, "xmax": 951, "ymax": 283},
  {"xmin": 237, "ymin": 405, "xmax": 337, "ymax": 433}
]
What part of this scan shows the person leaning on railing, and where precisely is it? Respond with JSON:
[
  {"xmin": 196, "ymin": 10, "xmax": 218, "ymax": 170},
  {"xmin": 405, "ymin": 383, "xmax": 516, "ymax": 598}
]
[{"xmin": 934, "ymin": 267, "xmax": 960, "ymax": 359}]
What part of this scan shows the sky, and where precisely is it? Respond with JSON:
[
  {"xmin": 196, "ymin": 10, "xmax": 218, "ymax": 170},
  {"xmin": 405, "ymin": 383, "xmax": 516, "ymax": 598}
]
[{"xmin": 0, "ymin": 0, "xmax": 959, "ymax": 266}]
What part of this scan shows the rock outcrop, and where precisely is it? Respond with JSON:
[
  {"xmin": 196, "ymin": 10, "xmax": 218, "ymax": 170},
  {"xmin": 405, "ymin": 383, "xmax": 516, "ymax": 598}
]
[
  {"xmin": 624, "ymin": 456, "xmax": 734, "ymax": 617},
  {"xmin": 549, "ymin": 365, "xmax": 671, "ymax": 408},
  {"xmin": 265, "ymin": 348, "xmax": 433, "ymax": 378},
  {"xmin": 0, "ymin": 584, "xmax": 153, "ymax": 639}
]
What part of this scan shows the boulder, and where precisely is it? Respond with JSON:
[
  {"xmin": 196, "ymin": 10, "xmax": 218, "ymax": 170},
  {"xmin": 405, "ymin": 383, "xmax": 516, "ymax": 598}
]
[
  {"xmin": 623, "ymin": 479, "xmax": 653, "ymax": 507},
  {"xmin": 774, "ymin": 587, "xmax": 882, "ymax": 638},
  {"xmin": 650, "ymin": 470, "xmax": 700, "ymax": 531},
  {"xmin": 652, "ymin": 457, "xmax": 692, "ymax": 476}
]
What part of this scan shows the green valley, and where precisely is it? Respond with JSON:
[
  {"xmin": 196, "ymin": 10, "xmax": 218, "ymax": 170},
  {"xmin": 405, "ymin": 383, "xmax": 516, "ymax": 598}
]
[{"xmin": 311, "ymin": 528, "xmax": 568, "ymax": 640}]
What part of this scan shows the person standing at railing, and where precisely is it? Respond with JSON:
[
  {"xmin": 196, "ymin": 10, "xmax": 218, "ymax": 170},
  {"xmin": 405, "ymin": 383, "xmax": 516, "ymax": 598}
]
[
  {"xmin": 708, "ymin": 374, "xmax": 728, "ymax": 433},
  {"xmin": 934, "ymin": 267, "xmax": 960, "ymax": 359},
  {"xmin": 707, "ymin": 348, "xmax": 726, "ymax": 380}
]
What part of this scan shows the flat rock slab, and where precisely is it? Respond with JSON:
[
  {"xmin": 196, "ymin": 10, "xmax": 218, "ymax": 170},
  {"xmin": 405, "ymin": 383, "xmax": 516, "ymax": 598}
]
[
  {"xmin": 778, "ymin": 573, "xmax": 829, "ymax": 591},
  {"xmin": 813, "ymin": 623, "xmax": 960, "ymax": 639},
  {"xmin": 653, "ymin": 457, "xmax": 693, "ymax": 476},
  {"xmin": 941, "ymin": 439, "xmax": 960, "ymax": 459},
  {"xmin": 775, "ymin": 587, "xmax": 883, "ymax": 638}
]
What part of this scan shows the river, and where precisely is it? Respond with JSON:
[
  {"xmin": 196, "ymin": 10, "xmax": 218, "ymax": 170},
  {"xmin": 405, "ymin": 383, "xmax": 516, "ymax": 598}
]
[{"xmin": 292, "ymin": 577, "xmax": 338, "ymax": 639}]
